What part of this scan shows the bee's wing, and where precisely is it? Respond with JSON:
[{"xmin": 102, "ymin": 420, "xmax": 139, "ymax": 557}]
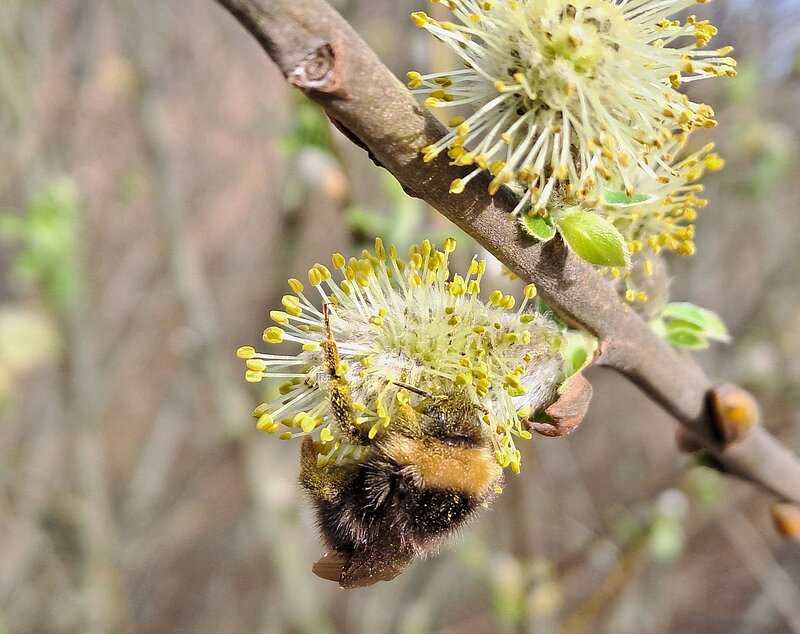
[{"xmin": 312, "ymin": 551, "xmax": 349, "ymax": 583}]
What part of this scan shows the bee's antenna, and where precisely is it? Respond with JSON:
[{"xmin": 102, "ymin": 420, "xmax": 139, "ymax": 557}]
[{"xmin": 392, "ymin": 381, "xmax": 431, "ymax": 398}]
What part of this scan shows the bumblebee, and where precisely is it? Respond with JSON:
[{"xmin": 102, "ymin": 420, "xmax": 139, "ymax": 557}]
[{"xmin": 299, "ymin": 306, "xmax": 503, "ymax": 588}]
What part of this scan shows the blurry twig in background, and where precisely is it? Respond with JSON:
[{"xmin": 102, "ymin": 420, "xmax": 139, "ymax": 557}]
[
  {"xmin": 123, "ymin": 3, "xmax": 336, "ymax": 631},
  {"xmin": 0, "ymin": 2, "xmax": 130, "ymax": 631},
  {"xmin": 719, "ymin": 510, "xmax": 800, "ymax": 632}
]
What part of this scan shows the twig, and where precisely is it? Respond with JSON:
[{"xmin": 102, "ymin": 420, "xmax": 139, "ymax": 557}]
[
  {"xmin": 211, "ymin": 0, "xmax": 800, "ymax": 503},
  {"xmin": 560, "ymin": 528, "xmax": 651, "ymax": 634},
  {"xmin": 719, "ymin": 510, "xmax": 800, "ymax": 632}
]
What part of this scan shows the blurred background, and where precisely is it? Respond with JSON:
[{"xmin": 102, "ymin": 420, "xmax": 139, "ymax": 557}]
[{"xmin": 1, "ymin": 0, "xmax": 799, "ymax": 632}]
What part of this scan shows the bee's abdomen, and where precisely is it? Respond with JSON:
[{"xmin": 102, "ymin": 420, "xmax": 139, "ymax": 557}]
[
  {"xmin": 310, "ymin": 457, "xmax": 399, "ymax": 553},
  {"xmin": 403, "ymin": 486, "xmax": 474, "ymax": 537}
]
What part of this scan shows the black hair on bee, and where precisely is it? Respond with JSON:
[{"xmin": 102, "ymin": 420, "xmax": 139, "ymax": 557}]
[{"xmin": 300, "ymin": 389, "xmax": 503, "ymax": 588}]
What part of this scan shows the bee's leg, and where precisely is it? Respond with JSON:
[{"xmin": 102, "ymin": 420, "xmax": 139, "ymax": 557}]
[
  {"xmin": 299, "ymin": 436, "xmax": 355, "ymax": 501},
  {"xmin": 322, "ymin": 304, "xmax": 367, "ymax": 444},
  {"xmin": 339, "ymin": 540, "xmax": 414, "ymax": 588},
  {"xmin": 314, "ymin": 545, "xmax": 415, "ymax": 588},
  {"xmin": 300, "ymin": 437, "xmax": 360, "ymax": 584}
]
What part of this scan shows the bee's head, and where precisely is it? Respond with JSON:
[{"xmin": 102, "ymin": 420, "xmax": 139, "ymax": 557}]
[
  {"xmin": 415, "ymin": 389, "xmax": 488, "ymax": 447},
  {"xmin": 391, "ymin": 384, "xmax": 488, "ymax": 447}
]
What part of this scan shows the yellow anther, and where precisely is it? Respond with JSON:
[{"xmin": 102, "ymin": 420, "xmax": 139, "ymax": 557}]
[
  {"xmin": 263, "ymin": 326, "xmax": 285, "ymax": 344},
  {"xmin": 300, "ymin": 415, "xmax": 317, "ymax": 433},
  {"xmin": 270, "ymin": 310, "xmax": 289, "ymax": 325},
  {"xmin": 281, "ymin": 295, "xmax": 302, "ymax": 317},
  {"xmin": 704, "ymin": 153, "xmax": 725, "ymax": 171},
  {"xmin": 236, "ymin": 346, "xmax": 255, "ymax": 359},
  {"xmin": 256, "ymin": 413, "xmax": 274, "ymax": 431},
  {"xmin": 449, "ymin": 178, "xmax": 465, "ymax": 194},
  {"xmin": 411, "ymin": 11, "xmax": 429, "ymax": 27},
  {"xmin": 252, "ymin": 403, "xmax": 270, "ymax": 418},
  {"xmin": 454, "ymin": 372, "xmax": 472, "ymax": 386},
  {"xmin": 245, "ymin": 370, "xmax": 263, "ymax": 383},
  {"xmin": 308, "ymin": 268, "xmax": 323, "ymax": 286},
  {"xmin": 406, "ymin": 71, "xmax": 422, "ymax": 89},
  {"xmin": 246, "ymin": 359, "xmax": 267, "ymax": 372},
  {"xmin": 314, "ymin": 264, "xmax": 331, "ymax": 281}
]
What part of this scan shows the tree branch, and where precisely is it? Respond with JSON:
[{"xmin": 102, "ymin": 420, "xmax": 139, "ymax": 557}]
[{"xmin": 213, "ymin": 0, "xmax": 800, "ymax": 504}]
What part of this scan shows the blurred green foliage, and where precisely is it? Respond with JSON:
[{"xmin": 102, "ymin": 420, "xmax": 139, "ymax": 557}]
[
  {"xmin": 725, "ymin": 63, "xmax": 795, "ymax": 200},
  {"xmin": 0, "ymin": 177, "xmax": 80, "ymax": 312},
  {"xmin": 0, "ymin": 307, "xmax": 60, "ymax": 411},
  {"xmin": 277, "ymin": 94, "xmax": 333, "ymax": 157},
  {"xmin": 0, "ymin": 177, "xmax": 73, "ymax": 409},
  {"xmin": 344, "ymin": 175, "xmax": 429, "ymax": 251},
  {"xmin": 681, "ymin": 464, "xmax": 726, "ymax": 510}
]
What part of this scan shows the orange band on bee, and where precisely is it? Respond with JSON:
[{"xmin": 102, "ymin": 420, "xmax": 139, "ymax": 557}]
[{"xmin": 381, "ymin": 436, "xmax": 501, "ymax": 496}]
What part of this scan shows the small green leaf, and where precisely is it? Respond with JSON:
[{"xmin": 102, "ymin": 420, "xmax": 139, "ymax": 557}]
[
  {"xmin": 661, "ymin": 302, "xmax": 729, "ymax": 342},
  {"xmin": 557, "ymin": 331, "xmax": 597, "ymax": 393},
  {"xmin": 652, "ymin": 303, "xmax": 730, "ymax": 350},
  {"xmin": 602, "ymin": 190, "xmax": 657, "ymax": 206},
  {"xmin": 665, "ymin": 329, "xmax": 709, "ymax": 350},
  {"xmin": 665, "ymin": 318, "xmax": 705, "ymax": 333},
  {"xmin": 519, "ymin": 212, "xmax": 557, "ymax": 241},
  {"xmin": 555, "ymin": 211, "xmax": 630, "ymax": 267},
  {"xmin": 570, "ymin": 347, "xmax": 588, "ymax": 374}
]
